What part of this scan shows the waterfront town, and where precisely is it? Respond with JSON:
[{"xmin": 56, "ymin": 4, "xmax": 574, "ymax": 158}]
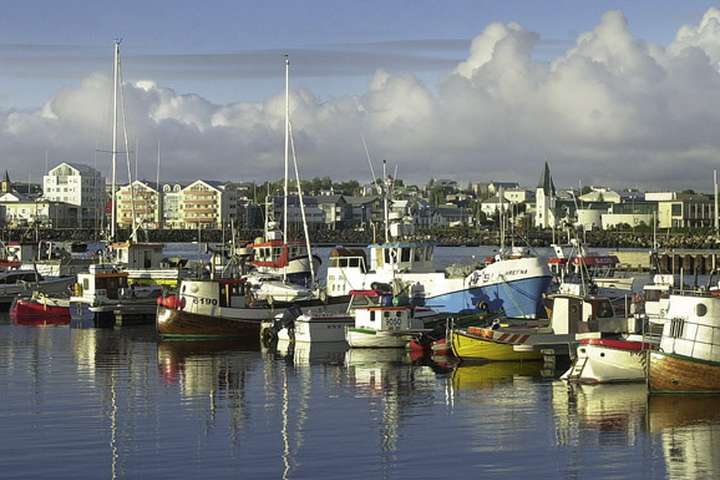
[
  {"xmin": 3, "ymin": 3, "xmax": 720, "ymax": 479},
  {"xmin": 1, "ymin": 160, "xmax": 717, "ymax": 248}
]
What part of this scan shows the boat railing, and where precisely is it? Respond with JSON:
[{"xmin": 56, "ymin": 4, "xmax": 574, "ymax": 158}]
[{"xmin": 664, "ymin": 318, "xmax": 720, "ymax": 355}]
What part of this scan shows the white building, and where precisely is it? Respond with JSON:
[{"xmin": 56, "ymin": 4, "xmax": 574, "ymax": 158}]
[
  {"xmin": 43, "ymin": 162, "xmax": 105, "ymax": 228},
  {"xmin": 162, "ymin": 183, "xmax": 184, "ymax": 229},
  {"xmin": 116, "ymin": 181, "xmax": 162, "ymax": 230},
  {"xmin": 179, "ymin": 180, "xmax": 237, "ymax": 229}
]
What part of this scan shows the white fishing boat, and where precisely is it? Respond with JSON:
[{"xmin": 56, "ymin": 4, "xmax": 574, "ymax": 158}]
[
  {"xmin": 560, "ymin": 274, "xmax": 674, "ymax": 384},
  {"xmin": 69, "ymin": 264, "xmax": 162, "ymax": 328},
  {"xmin": 346, "ymin": 303, "xmax": 425, "ymax": 348},
  {"xmin": 110, "ymin": 241, "xmax": 180, "ymax": 287}
]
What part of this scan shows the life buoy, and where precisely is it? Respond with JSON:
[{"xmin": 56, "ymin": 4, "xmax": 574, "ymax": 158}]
[
  {"xmin": 477, "ymin": 301, "xmax": 488, "ymax": 312},
  {"xmin": 319, "ymin": 289, "xmax": 328, "ymax": 304}
]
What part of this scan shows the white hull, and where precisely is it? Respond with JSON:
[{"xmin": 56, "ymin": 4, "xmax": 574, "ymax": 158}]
[
  {"xmin": 277, "ymin": 314, "xmax": 353, "ymax": 343},
  {"xmin": 0, "ymin": 276, "xmax": 75, "ymax": 305},
  {"xmin": 563, "ymin": 344, "xmax": 647, "ymax": 384},
  {"xmin": 346, "ymin": 328, "xmax": 409, "ymax": 348}
]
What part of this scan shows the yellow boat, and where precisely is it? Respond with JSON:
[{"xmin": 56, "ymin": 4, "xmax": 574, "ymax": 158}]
[{"xmin": 450, "ymin": 329, "xmax": 543, "ymax": 361}]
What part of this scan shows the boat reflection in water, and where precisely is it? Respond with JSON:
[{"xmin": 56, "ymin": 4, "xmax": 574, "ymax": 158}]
[
  {"xmin": 649, "ymin": 396, "xmax": 720, "ymax": 479},
  {"xmin": 275, "ymin": 339, "xmax": 347, "ymax": 366},
  {"xmin": 552, "ymin": 382, "xmax": 648, "ymax": 448},
  {"xmin": 451, "ymin": 361, "xmax": 542, "ymax": 392}
]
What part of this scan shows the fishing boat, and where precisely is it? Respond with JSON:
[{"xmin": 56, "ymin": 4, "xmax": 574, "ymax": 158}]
[
  {"xmin": 649, "ymin": 291, "xmax": 720, "ymax": 394},
  {"xmin": 69, "ymin": 263, "xmax": 162, "ymax": 328},
  {"xmin": 450, "ymin": 283, "xmax": 628, "ymax": 361},
  {"xmin": 156, "ymin": 277, "xmax": 348, "ymax": 340},
  {"xmin": 559, "ymin": 275, "xmax": 674, "ymax": 384},
  {"xmin": 560, "ymin": 333, "xmax": 657, "ymax": 384},
  {"xmin": 109, "ymin": 241, "xmax": 180, "ymax": 287},
  {"xmin": 346, "ymin": 302, "xmax": 425, "ymax": 348},
  {"xmin": 9, "ymin": 292, "xmax": 71, "ymax": 326},
  {"xmin": 0, "ymin": 269, "xmax": 75, "ymax": 309}
]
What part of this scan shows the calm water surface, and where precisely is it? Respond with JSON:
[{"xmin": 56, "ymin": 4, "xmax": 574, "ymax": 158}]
[{"xmin": 1, "ymin": 246, "xmax": 719, "ymax": 479}]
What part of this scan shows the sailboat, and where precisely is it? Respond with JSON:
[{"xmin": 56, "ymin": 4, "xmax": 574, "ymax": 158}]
[
  {"xmin": 69, "ymin": 41, "xmax": 162, "ymax": 328},
  {"xmin": 156, "ymin": 55, "xmax": 348, "ymax": 340}
]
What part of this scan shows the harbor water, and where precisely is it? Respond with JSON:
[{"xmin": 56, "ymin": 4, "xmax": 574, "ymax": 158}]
[{"xmin": 1, "ymin": 246, "xmax": 719, "ymax": 479}]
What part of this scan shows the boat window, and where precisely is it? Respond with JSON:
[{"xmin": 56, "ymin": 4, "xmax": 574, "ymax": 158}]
[
  {"xmin": 644, "ymin": 290, "xmax": 662, "ymax": 302},
  {"xmin": 396, "ymin": 311, "xmax": 402, "ymax": 318},
  {"xmin": 669, "ymin": 318, "xmax": 685, "ymax": 338},
  {"xmin": 384, "ymin": 249, "xmax": 391, "ymax": 264},
  {"xmin": 349, "ymin": 258, "xmax": 360, "ymax": 268},
  {"xmin": 273, "ymin": 247, "xmax": 282, "ymax": 257},
  {"xmin": 83, "ymin": 279, "xmax": 90, "ymax": 290},
  {"xmin": 595, "ymin": 300, "xmax": 614, "ymax": 318},
  {"xmin": 330, "ymin": 258, "xmax": 339, "ymax": 268},
  {"xmin": 370, "ymin": 311, "xmax": 375, "ymax": 322},
  {"xmin": 426, "ymin": 247, "xmax": 433, "ymax": 261},
  {"xmin": 401, "ymin": 248, "xmax": 411, "ymax": 263},
  {"xmin": 339, "ymin": 258, "xmax": 349, "ymax": 268},
  {"xmin": 384, "ymin": 311, "xmax": 390, "ymax": 318},
  {"xmin": 414, "ymin": 248, "xmax": 423, "ymax": 262},
  {"xmin": 696, "ymin": 303, "xmax": 708, "ymax": 317}
]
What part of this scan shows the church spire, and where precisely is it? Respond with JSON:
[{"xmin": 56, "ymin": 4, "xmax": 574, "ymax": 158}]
[
  {"xmin": 537, "ymin": 161, "xmax": 555, "ymax": 196},
  {"xmin": 1, "ymin": 170, "xmax": 10, "ymax": 193}
]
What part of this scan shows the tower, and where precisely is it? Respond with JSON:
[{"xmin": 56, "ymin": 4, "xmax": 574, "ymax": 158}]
[
  {"xmin": 535, "ymin": 162, "xmax": 556, "ymax": 229},
  {"xmin": 0, "ymin": 170, "xmax": 11, "ymax": 193}
]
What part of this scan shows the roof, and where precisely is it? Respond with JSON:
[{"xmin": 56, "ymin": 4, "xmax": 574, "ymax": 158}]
[
  {"xmin": 49, "ymin": 162, "xmax": 98, "ymax": 175},
  {"xmin": 537, "ymin": 162, "xmax": 556, "ymax": 196},
  {"xmin": 344, "ymin": 195, "xmax": 378, "ymax": 206}
]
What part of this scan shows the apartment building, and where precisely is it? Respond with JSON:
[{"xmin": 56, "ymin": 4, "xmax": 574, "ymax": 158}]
[{"xmin": 43, "ymin": 162, "xmax": 105, "ymax": 228}]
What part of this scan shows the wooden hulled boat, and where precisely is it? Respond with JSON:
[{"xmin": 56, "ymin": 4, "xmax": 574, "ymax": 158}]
[
  {"xmin": 156, "ymin": 278, "xmax": 348, "ymax": 340},
  {"xmin": 649, "ymin": 292, "xmax": 720, "ymax": 394},
  {"xmin": 450, "ymin": 327, "xmax": 543, "ymax": 361}
]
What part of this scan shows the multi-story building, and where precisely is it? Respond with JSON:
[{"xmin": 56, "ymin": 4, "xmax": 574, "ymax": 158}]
[
  {"xmin": 179, "ymin": 180, "xmax": 237, "ymax": 229},
  {"xmin": 43, "ymin": 162, "xmax": 105, "ymax": 228},
  {"xmin": 116, "ymin": 181, "xmax": 162, "ymax": 230},
  {"xmin": 658, "ymin": 194, "xmax": 714, "ymax": 229},
  {"xmin": 1, "ymin": 199, "xmax": 78, "ymax": 228},
  {"xmin": 161, "ymin": 183, "xmax": 184, "ymax": 229}
]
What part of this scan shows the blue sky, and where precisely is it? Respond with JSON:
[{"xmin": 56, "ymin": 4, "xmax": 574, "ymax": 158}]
[
  {"xmin": 4, "ymin": 1, "xmax": 720, "ymax": 188},
  {"xmin": 0, "ymin": 0, "xmax": 717, "ymax": 108}
]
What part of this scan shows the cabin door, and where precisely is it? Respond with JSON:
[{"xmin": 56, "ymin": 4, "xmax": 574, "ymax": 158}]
[{"xmin": 568, "ymin": 298, "xmax": 583, "ymax": 333}]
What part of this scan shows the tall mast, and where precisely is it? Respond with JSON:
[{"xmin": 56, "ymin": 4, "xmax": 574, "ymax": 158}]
[
  {"xmin": 156, "ymin": 141, "xmax": 161, "ymax": 228},
  {"xmin": 383, "ymin": 160, "xmax": 389, "ymax": 243},
  {"xmin": 714, "ymin": 169, "xmax": 719, "ymax": 235},
  {"xmin": 283, "ymin": 55, "xmax": 290, "ymax": 246},
  {"xmin": 282, "ymin": 54, "xmax": 290, "ymax": 281},
  {"xmin": 110, "ymin": 40, "xmax": 120, "ymax": 241}
]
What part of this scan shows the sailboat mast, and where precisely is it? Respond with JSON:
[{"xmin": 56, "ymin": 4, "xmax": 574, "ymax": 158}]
[
  {"xmin": 110, "ymin": 40, "xmax": 120, "ymax": 241},
  {"xmin": 283, "ymin": 55, "xmax": 290, "ymax": 247},
  {"xmin": 283, "ymin": 54, "xmax": 290, "ymax": 281},
  {"xmin": 383, "ymin": 160, "xmax": 389, "ymax": 243}
]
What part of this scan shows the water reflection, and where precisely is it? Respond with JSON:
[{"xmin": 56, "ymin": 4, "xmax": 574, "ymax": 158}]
[
  {"xmin": 649, "ymin": 396, "xmax": 720, "ymax": 479},
  {"xmin": 451, "ymin": 361, "xmax": 542, "ymax": 392},
  {"xmin": 552, "ymin": 382, "xmax": 648, "ymax": 448}
]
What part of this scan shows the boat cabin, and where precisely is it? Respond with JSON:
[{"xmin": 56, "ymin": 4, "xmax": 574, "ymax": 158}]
[
  {"xmin": 112, "ymin": 242, "xmax": 165, "ymax": 269},
  {"xmin": 75, "ymin": 264, "xmax": 129, "ymax": 302},
  {"xmin": 250, "ymin": 239, "xmax": 310, "ymax": 269},
  {"xmin": 660, "ymin": 293, "xmax": 720, "ymax": 366},
  {"xmin": 549, "ymin": 289, "xmax": 627, "ymax": 335},
  {"xmin": 354, "ymin": 305, "xmax": 424, "ymax": 332},
  {"xmin": 643, "ymin": 274, "xmax": 675, "ymax": 321},
  {"xmin": 368, "ymin": 241, "xmax": 435, "ymax": 274}
]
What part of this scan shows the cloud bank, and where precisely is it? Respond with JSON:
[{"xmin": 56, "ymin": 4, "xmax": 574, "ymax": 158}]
[{"xmin": 3, "ymin": 9, "xmax": 720, "ymax": 190}]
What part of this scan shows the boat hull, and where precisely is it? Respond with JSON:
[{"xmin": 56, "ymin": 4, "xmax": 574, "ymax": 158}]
[
  {"xmin": 0, "ymin": 276, "xmax": 75, "ymax": 308},
  {"xmin": 423, "ymin": 275, "xmax": 553, "ymax": 318},
  {"xmin": 563, "ymin": 341, "xmax": 648, "ymax": 384},
  {"xmin": 449, "ymin": 330, "xmax": 542, "ymax": 361},
  {"xmin": 277, "ymin": 315, "xmax": 353, "ymax": 343},
  {"xmin": 10, "ymin": 298, "xmax": 70, "ymax": 326},
  {"xmin": 157, "ymin": 305, "xmax": 263, "ymax": 340},
  {"xmin": 649, "ymin": 351, "xmax": 720, "ymax": 394},
  {"xmin": 346, "ymin": 328, "xmax": 408, "ymax": 348}
]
